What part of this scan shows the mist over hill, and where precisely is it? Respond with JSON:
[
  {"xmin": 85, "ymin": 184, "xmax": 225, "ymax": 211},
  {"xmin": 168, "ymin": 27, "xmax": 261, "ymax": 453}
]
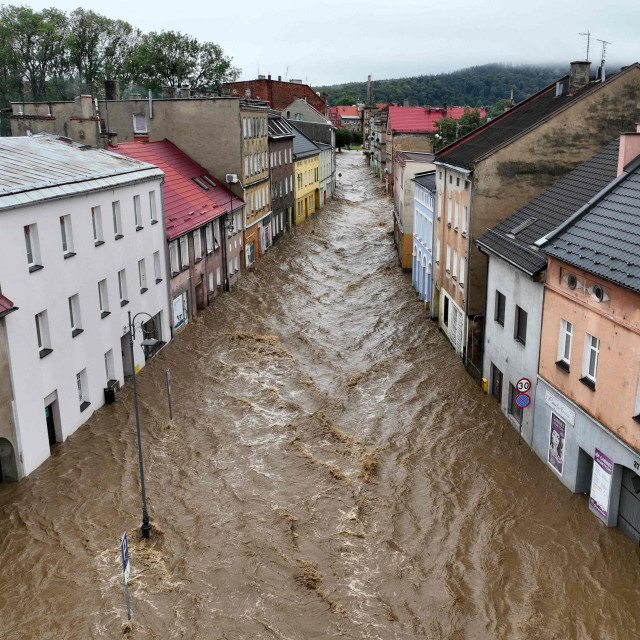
[{"xmin": 315, "ymin": 63, "xmax": 569, "ymax": 108}]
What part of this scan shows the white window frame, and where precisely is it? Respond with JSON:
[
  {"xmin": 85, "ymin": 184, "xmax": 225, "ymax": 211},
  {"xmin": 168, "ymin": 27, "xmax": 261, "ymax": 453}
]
[
  {"xmin": 24, "ymin": 223, "xmax": 40, "ymax": 268},
  {"xmin": 459, "ymin": 256, "xmax": 466, "ymax": 288},
  {"xmin": 445, "ymin": 244, "xmax": 451, "ymax": 273},
  {"xmin": 454, "ymin": 202, "xmax": 460, "ymax": 231},
  {"xmin": 133, "ymin": 113, "xmax": 147, "ymax": 134},
  {"xmin": 118, "ymin": 269, "xmax": 128, "ymax": 304},
  {"xmin": 149, "ymin": 191, "xmax": 157, "ymax": 223},
  {"xmin": 112, "ymin": 201, "xmax": 123, "ymax": 238},
  {"xmin": 206, "ymin": 223, "xmax": 214, "ymax": 254},
  {"xmin": 193, "ymin": 229, "xmax": 203, "ymax": 261},
  {"xmin": 98, "ymin": 279, "xmax": 109, "ymax": 316},
  {"xmin": 153, "ymin": 251, "xmax": 162, "ymax": 283},
  {"xmin": 169, "ymin": 241, "xmax": 179, "ymax": 276},
  {"xmin": 133, "ymin": 195, "xmax": 142, "ymax": 229},
  {"xmin": 180, "ymin": 235, "xmax": 189, "ymax": 268},
  {"xmin": 91, "ymin": 206, "xmax": 103, "ymax": 244},
  {"xmin": 583, "ymin": 333, "xmax": 600, "ymax": 383},
  {"xmin": 453, "ymin": 249, "xmax": 458, "ymax": 280},
  {"xmin": 558, "ymin": 319, "xmax": 573, "ymax": 364},
  {"xmin": 447, "ymin": 197, "xmax": 452, "ymax": 226},
  {"xmin": 60, "ymin": 215, "xmax": 74, "ymax": 256},
  {"xmin": 35, "ymin": 310, "xmax": 51, "ymax": 353},
  {"xmin": 138, "ymin": 258, "xmax": 147, "ymax": 291},
  {"xmin": 68, "ymin": 293, "xmax": 82, "ymax": 334},
  {"xmin": 462, "ymin": 205, "xmax": 468, "ymax": 235}
]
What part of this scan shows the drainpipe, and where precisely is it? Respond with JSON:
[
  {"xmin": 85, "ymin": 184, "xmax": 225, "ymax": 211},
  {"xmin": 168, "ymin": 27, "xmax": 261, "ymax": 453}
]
[
  {"xmin": 464, "ymin": 174, "xmax": 474, "ymax": 364},
  {"xmin": 158, "ymin": 177, "xmax": 174, "ymax": 340}
]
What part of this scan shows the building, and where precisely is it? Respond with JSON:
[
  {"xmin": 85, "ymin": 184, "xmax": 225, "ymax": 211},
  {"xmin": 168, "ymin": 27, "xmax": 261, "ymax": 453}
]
[
  {"xmin": 0, "ymin": 293, "xmax": 19, "ymax": 481},
  {"xmin": 288, "ymin": 122, "xmax": 321, "ymax": 222},
  {"xmin": 386, "ymin": 105, "xmax": 484, "ymax": 194},
  {"xmin": 328, "ymin": 105, "xmax": 361, "ymax": 130},
  {"xmin": 284, "ymin": 98, "xmax": 331, "ymax": 125},
  {"xmin": 393, "ymin": 151, "xmax": 435, "ymax": 270},
  {"xmin": 412, "ymin": 172, "xmax": 436, "ymax": 306},
  {"xmin": 370, "ymin": 106, "xmax": 390, "ymax": 180},
  {"xmin": 114, "ymin": 140, "xmax": 245, "ymax": 329},
  {"xmin": 433, "ymin": 61, "xmax": 640, "ymax": 371},
  {"xmin": 0, "ymin": 134, "xmax": 171, "ymax": 478},
  {"xmin": 224, "ymin": 75, "xmax": 327, "ymax": 113},
  {"xmin": 533, "ymin": 132, "xmax": 640, "ymax": 543},
  {"xmin": 316, "ymin": 142, "xmax": 333, "ymax": 206},
  {"xmin": 268, "ymin": 113, "xmax": 296, "ymax": 235},
  {"xmin": 11, "ymin": 93, "xmax": 272, "ymax": 275},
  {"xmin": 476, "ymin": 139, "xmax": 620, "ymax": 446},
  {"xmin": 361, "ymin": 76, "xmax": 378, "ymax": 163}
]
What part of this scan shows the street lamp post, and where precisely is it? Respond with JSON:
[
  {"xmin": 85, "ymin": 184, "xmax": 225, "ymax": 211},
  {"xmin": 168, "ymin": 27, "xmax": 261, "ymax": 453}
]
[{"xmin": 128, "ymin": 310, "xmax": 159, "ymax": 539}]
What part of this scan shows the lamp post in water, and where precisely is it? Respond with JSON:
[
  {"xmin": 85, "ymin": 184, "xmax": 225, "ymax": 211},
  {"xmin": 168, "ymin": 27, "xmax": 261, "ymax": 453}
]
[{"xmin": 128, "ymin": 310, "xmax": 159, "ymax": 539}]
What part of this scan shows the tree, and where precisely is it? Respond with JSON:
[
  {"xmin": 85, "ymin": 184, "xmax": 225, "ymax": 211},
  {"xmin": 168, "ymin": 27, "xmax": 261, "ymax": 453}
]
[
  {"xmin": 434, "ymin": 107, "xmax": 487, "ymax": 148},
  {"xmin": 335, "ymin": 128, "xmax": 353, "ymax": 150},
  {"xmin": 335, "ymin": 95, "xmax": 356, "ymax": 106},
  {"xmin": 1, "ymin": 5, "xmax": 68, "ymax": 101},
  {"xmin": 352, "ymin": 130, "xmax": 363, "ymax": 144},
  {"xmin": 129, "ymin": 31, "xmax": 239, "ymax": 93}
]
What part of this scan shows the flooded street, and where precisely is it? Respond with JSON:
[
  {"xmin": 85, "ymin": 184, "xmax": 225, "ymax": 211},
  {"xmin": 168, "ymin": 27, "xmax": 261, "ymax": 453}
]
[{"xmin": 2, "ymin": 150, "xmax": 640, "ymax": 639}]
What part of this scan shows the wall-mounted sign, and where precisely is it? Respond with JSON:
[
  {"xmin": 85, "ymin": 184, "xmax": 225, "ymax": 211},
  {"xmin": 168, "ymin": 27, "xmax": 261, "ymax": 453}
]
[
  {"xmin": 545, "ymin": 389, "xmax": 575, "ymax": 426},
  {"xmin": 590, "ymin": 448, "xmax": 613, "ymax": 521}
]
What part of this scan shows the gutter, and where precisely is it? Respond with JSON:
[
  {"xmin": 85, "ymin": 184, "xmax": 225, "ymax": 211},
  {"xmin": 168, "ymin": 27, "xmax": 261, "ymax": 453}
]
[{"xmin": 433, "ymin": 160, "xmax": 471, "ymax": 174}]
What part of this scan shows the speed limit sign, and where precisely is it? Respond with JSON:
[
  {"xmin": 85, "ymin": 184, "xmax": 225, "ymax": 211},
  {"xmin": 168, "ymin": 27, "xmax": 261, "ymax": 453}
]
[{"xmin": 517, "ymin": 377, "xmax": 531, "ymax": 393}]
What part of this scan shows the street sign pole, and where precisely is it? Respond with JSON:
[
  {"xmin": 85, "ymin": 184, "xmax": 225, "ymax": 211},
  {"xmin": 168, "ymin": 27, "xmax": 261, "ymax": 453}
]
[
  {"xmin": 166, "ymin": 369, "xmax": 172, "ymax": 422},
  {"xmin": 514, "ymin": 381, "xmax": 532, "ymax": 446},
  {"xmin": 120, "ymin": 533, "xmax": 131, "ymax": 621}
]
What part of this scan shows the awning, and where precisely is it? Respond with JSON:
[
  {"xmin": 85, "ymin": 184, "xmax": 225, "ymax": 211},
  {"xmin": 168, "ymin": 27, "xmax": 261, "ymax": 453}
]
[{"xmin": 0, "ymin": 294, "xmax": 17, "ymax": 318}]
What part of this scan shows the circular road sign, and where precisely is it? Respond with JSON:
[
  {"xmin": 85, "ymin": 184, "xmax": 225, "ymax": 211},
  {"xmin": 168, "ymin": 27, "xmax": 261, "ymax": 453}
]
[
  {"xmin": 515, "ymin": 393, "xmax": 531, "ymax": 409},
  {"xmin": 516, "ymin": 377, "xmax": 532, "ymax": 393}
]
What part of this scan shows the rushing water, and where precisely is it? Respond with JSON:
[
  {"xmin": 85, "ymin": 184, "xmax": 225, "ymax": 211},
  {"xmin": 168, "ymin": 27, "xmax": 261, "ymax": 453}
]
[{"xmin": 1, "ymin": 151, "xmax": 640, "ymax": 639}]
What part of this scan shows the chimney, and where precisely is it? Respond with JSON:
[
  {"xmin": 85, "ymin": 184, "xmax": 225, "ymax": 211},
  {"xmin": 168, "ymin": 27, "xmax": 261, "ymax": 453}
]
[
  {"xmin": 104, "ymin": 79, "xmax": 120, "ymax": 100},
  {"xmin": 74, "ymin": 94, "xmax": 93, "ymax": 118},
  {"xmin": 180, "ymin": 83, "xmax": 190, "ymax": 98},
  {"xmin": 278, "ymin": 75, "xmax": 282, "ymax": 81},
  {"xmin": 568, "ymin": 61, "xmax": 591, "ymax": 93},
  {"xmin": 403, "ymin": 98, "xmax": 409, "ymax": 107},
  {"xmin": 617, "ymin": 125, "xmax": 640, "ymax": 175},
  {"xmin": 162, "ymin": 85, "xmax": 177, "ymax": 99},
  {"xmin": 267, "ymin": 75, "xmax": 271, "ymax": 81}
]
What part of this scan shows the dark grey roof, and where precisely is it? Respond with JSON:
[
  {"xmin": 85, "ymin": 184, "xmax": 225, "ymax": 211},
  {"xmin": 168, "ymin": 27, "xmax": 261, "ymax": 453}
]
[
  {"xmin": 413, "ymin": 171, "xmax": 436, "ymax": 192},
  {"xmin": 283, "ymin": 120, "xmax": 320, "ymax": 159},
  {"xmin": 544, "ymin": 156, "xmax": 640, "ymax": 294},
  {"xmin": 436, "ymin": 66, "xmax": 638, "ymax": 170},
  {"xmin": 476, "ymin": 138, "xmax": 620, "ymax": 275},
  {"xmin": 397, "ymin": 151, "xmax": 434, "ymax": 163},
  {"xmin": 314, "ymin": 141, "xmax": 331, "ymax": 151}
]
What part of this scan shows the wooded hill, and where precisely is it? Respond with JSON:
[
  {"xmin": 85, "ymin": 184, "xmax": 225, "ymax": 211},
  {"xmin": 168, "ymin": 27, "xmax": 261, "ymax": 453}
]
[{"xmin": 315, "ymin": 64, "xmax": 567, "ymax": 109}]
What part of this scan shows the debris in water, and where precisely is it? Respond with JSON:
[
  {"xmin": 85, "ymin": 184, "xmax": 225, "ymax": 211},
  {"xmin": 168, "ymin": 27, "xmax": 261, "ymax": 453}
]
[
  {"xmin": 295, "ymin": 560, "xmax": 345, "ymax": 612},
  {"xmin": 359, "ymin": 448, "xmax": 379, "ymax": 483},
  {"xmin": 122, "ymin": 621, "xmax": 133, "ymax": 635},
  {"xmin": 227, "ymin": 331, "xmax": 279, "ymax": 345}
]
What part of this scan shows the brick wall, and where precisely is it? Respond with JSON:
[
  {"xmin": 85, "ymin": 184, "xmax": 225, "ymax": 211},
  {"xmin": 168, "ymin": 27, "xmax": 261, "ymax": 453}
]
[{"xmin": 224, "ymin": 79, "xmax": 326, "ymax": 113}]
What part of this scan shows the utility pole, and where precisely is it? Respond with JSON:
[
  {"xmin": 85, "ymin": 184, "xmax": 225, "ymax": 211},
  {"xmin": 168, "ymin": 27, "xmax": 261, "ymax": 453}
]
[{"xmin": 579, "ymin": 31, "xmax": 591, "ymax": 60}]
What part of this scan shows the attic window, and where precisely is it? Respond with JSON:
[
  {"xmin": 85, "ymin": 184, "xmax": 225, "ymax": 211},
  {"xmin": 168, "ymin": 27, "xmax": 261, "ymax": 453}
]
[
  {"xmin": 192, "ymin": 177, "xmax": 209, "ymax": 191},
  {"xmin": 201, "ymin": 175, "xmax": 218, "ymax": 188},
  {"xmin": 507, "ymin": 217, "xmax": 537, "ymax": 237}
]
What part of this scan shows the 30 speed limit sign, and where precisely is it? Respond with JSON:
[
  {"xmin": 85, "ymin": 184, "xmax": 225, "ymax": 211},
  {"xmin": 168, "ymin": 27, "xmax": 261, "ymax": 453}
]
[{"xmin": 516, "ymin": 377, "xmax": 531, "ymax": 393}]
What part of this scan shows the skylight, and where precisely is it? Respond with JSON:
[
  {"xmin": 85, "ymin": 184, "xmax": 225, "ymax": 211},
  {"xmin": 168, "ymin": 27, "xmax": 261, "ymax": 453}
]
[
  {"xmin": 192, "ymin": 177, "xmax": 209, "ymax": 191},
  {"xmin": 201, "ymin": 175, "xmax": 218, "ymax": 188},
  {"xmin": 508, "ymin": 217, "xmax": 537, "ymax": 236}
]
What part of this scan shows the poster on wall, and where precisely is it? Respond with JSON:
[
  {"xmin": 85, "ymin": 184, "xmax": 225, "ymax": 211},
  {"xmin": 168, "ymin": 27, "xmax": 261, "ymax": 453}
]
[
  {"xmin": 590, "ymin": 448, "xmax": 613, "ymax": 520},
  {"xmin": 173, "ymin": 294, "xmax": 185, "ymax": 329},
  {"xmin": 548, "ymin": 412, "xmax": 566, "ymax": 475}
]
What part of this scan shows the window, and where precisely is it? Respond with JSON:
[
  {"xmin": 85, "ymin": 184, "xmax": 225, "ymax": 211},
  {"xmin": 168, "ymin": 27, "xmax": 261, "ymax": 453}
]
[
  {"xmin": 149, "ymin": 191, "xmax": 158, "ymax": 223},
  {"xmin": 213, "ymin": 220, "xmax": 220, "ymax": 248},
  {"xmin": 112, "ymin": 201, "xmax": 123, "ymax": 239},
  {"xmin": 509, "ymin": 384, "xmax": 523, "ymax": 425},
  {"xmin": 495, "ymin": 290, "xmax": 505, "ymax": 326},
  {"xmin": 91, "ymin": 206, "xmax": 104, "ymax": 245},
  {"xmin": 133, "ymin": 113, "xmax": 147, "ymax": 133},
  {"xmin": 180, "ymin": 236, "xmax": 189, "ymax": 268},
  {"xmin": 98, "ymin": 279, "xmax": 110, "ymax": 318},
  {"xmin": 68, "ymin": 294, "xmax": 83, "ymax": 337},
  {"xmin": 581, "ymin": 333, "xmax": 600, "ymax": 387},
  {"xmin": 514, "ymin": 306, "xmax": 527, "ymax": 345},
  {"xmin": 216, "ymin": 266, "xmax": 221, "ymax": 287},
  {"xmin": 208, "ymin": 271, "xmax": 214, "ymax": 293},
  {"xmin": 436, "ymin": 238, "xmax": 440, "ymax": 264},
  {"xmin": 447, "ymin": 198, "xmax": 452, "ymax": 226},
  {"xmin": 205, "ymin": 224, "xmax": 213, "ymax": 253},
  {"xmin": 153, "ymin": 251, "xmax": 162, "ymax": 283},
  {"xmin": 454, "ymin": 202, "xmax": 459, "ymax": 230},
  {"xmin": 452, "ymin": 249, "xmax": 458, "ymax": 280},
  {"xmin": 462, "ymin": 206, "xmax": 468, "ymax": 235},
  {"xmin": 169, "ymin": 241, "xmax": 179, "ymax": 276},
  {"xmin": 234, "ymin": 255, "xmax": 239, "ymax": 272},
  {"xmin": 244, "ymin": 157, "xmax": 249, "ymax": 176},
  {"xmin": 443, "ymin": 295, "xmax": 449, "ymax": 326},
  {"xmin": 459, "ymin": 256, "xmax": 466, "ymax": 288},
  {"xmin": 24, "ymin": 224, "xmax": 42, "ymax": 271},
  {"xmin": 445, "ymin": 245, "xmax": 451, "ymax": 273},
  {"xmin": 77, "ymin": 369, "xmax": 90, "ymax": 411},
  {"xmin": 456, "ymin": 177, "xmax": 460, "ymax": 187},
  {"xmin": 134, "ymin": 195, "xmax": 143, "ymax": 230},
  {"xmin": 557, "ymin": 320, "xmax": 573, "ymax": 370},
  {"xmin": 193, "ymin": 229, "xmax": 203, "ymax": 261},
  {"xmin": 118, "ymin": 269, "xmax": 128, "ymax": 306},
  {"xmin": 138, "ymin": 258, "xmax": 147, "ymax": 293},
  {"xmin": 35, "ymin": 310, "xmax": 52, "ymax": 357},
  {"xmin": 104, "ymin": 349, "xmax": 114, "ymax": 382},
  {"xmin": 59, "ymin": 215, "xmax": 74, "ymax": 257}
]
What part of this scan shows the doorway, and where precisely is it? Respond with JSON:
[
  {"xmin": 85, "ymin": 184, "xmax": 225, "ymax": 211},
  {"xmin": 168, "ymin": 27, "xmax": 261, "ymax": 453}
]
[
  {"xmin": 0, "ymin": 438, "xmax": 18, "ymax": 482},
  {"xmin": 491, "ymin": 363, "xmax": 503, "ymax": 403},
  {"xmin": 195, "ymin": 281, "xmax": 205, "ymax": 311},
  {"xmin": 43, "ymin": 393, "xmax": 62, "ymax": 450},
  {"xmin": 121, "ymin": 332, "xmax": 133, "ymax": 378}
]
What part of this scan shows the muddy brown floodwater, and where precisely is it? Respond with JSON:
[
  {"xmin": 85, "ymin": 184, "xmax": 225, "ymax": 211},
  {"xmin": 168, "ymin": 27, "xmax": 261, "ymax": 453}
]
[{"xmin": 2, "ymin": 151, "xmax": 640, "ymax": 640}]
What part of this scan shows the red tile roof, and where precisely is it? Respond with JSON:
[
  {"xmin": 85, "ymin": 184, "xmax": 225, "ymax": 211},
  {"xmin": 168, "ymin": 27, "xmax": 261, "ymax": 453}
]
[
  {"xmin": 388, "ymin": 106, "xmax": 487, "ymax": 133},
  {"xmin": 328, "ymin": 105, "xmax": 360, "ymax": 118},
  {"xmin": 0, "ymin": 294, "xmax": 16, "ymax": 318},
  {"xmin": 112, "ymin": 140, "xmax": 244, "ymax": 240}
]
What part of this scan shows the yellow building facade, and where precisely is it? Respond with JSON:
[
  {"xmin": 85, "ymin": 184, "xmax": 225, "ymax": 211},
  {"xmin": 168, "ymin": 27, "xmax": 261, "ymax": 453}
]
[{"xmin": 294, "ymin": 154, "xmax": 320, "ymax": 222}]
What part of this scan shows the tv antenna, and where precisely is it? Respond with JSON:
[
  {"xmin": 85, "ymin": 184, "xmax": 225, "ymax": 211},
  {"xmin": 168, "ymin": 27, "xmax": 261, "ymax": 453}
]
[
  {"xmin": 579, "ymin": 31, "xmax": 590, "ymax": 60},
  {"xmin": 285, "ymin": 66, "xmax": 289, "ymax": 81},
  {"xmin": 596, "ymin": 38, "xmax": 611, "ymax": 82}
]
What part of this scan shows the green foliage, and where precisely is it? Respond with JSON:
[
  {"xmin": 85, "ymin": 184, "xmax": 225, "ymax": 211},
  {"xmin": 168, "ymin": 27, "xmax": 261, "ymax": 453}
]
[
  {"xmin": 317, "ymin": 63, "xmax": 566, "ymax": 109},
  {"xmin": 352, "ymin": 130, "xmax": 363, "ymax": 144},
  {"xmin": 335, "ymin": 128, "xmax": 352, "ymax": 149},
  {"xmin": 335, "ymin": 95, "xmax": 356, "ymax": 106},
  {"xmin": 434, "ymin": 107, "xmax": 487, "ymax": 148},
  {"xmin": 0, "ymin": 4, "xmax": 239, "ymax": 108}
]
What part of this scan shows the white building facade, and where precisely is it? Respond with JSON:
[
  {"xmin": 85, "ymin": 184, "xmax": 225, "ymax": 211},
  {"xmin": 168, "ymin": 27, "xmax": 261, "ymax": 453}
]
[
  {"xmin": 411, "ymin": 172, "xmax": 436, "ymax": 305},
  {"xmin": 318, "ymin": 144, "xmax": 333, "ymax": 206},
  {"xmin": 0, "ymin": 135, "xmax": 171, "ymax": 477}
]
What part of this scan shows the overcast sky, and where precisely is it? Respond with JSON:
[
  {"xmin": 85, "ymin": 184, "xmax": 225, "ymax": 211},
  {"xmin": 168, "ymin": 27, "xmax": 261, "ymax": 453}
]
[{"xmin": 23, "ymin": 0, "xmax": 640, "ymax": 86}]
